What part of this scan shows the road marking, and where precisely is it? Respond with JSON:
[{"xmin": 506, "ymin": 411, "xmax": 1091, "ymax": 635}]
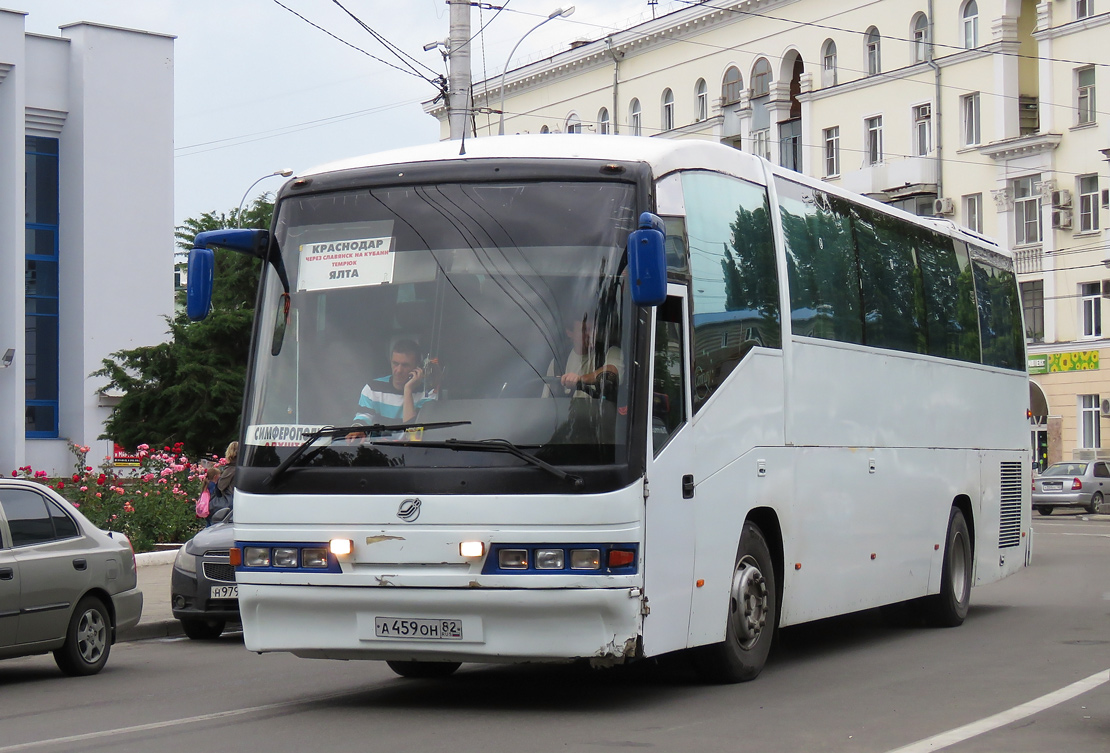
[
  {"xmin": 0, "ymin": 688, "xmax": 361, "ymax": 752},
  {"xmin": 884, "ymin": 669, "xmax": 1110, "ymax": 753}
]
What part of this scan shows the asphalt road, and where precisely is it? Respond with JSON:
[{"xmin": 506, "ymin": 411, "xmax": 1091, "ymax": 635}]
[{"xmin": 1, "ymin": 515, "xmax": 1107, "ymax": 753}]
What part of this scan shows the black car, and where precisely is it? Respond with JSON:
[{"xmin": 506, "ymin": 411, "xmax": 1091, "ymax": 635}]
[{"xmin": 171, "ymin": 510, "xmax": 239, "ymax": 639}]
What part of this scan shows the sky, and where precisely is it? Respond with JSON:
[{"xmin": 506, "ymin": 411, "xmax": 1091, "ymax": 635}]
[{"xmin": 17, "ymin": 0, "xmax": 679, "ymax": 234}]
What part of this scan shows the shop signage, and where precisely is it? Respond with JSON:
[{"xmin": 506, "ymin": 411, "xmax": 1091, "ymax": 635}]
[{"xmin": 1028, "ymin": 350, "xmax": 1099, "ymax": 374}]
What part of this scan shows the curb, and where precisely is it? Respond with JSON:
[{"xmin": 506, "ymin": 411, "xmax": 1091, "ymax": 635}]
[
  {"xmin": 118, "ymin": 618, "xmax": 184, "ymax": 643},
  {"xmin": 135, "ymin": 548, "xmax": 180, "ymax": 567}
]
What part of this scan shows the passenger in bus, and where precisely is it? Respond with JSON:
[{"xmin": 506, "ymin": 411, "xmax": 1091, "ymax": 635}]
[
  {"xmin": 544, "ymin": 314, "xmax": 622, "ymax": 400},
  {"xmin": 346, "ymin": 339, "xmax": 437, "ymax": 441}
]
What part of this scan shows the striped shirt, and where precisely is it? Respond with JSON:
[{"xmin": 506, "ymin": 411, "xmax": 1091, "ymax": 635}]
[{"xmin": 353, "ymin": 376, "xmax": 436, "ymax": 425}]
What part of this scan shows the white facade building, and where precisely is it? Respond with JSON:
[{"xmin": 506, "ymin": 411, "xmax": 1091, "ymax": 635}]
[
  {"xmin": 0, "ymin": 9, "xmax": 174, "ymax": 475},
  {"xmin": 425, "ymin": 0, "xmax": 1110, "ymax": 467}
]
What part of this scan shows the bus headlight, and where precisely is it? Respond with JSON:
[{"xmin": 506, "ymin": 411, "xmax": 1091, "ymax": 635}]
[
  {"xmin": 535, "ymin": 549, "xmax": 565, "ymax": 569},
  {"xmin": 569, "ymin": 549, "xmax": 601, "ymax": 570},
  {"xmin": 498, "ymin": 549, "xmax": 528, "ymax": 569},
  {"xmin": 301, "ymin": 547, "xmax": 328, "ymax": 568},
  {"xmin": 244, "ymin": 546, "xmax": 271, "ymax": 567},
  {"xmin": 273, "ymin": 547, "xmax": 299, "ymax": 568}
]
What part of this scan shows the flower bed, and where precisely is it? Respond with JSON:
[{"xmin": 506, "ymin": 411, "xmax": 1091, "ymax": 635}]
[{"xmin": 10, "ymin": 443, "xmax": 226, "ymax": 553}]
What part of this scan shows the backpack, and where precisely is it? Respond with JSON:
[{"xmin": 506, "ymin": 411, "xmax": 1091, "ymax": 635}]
[{"xmin": 195, "ymin": 486, "xmax": 211, "ymax": 518}]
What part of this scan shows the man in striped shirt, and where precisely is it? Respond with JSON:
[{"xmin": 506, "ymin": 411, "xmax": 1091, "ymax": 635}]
[{"xmin": 347, "ymin": 340, "xmax": 436, "ymax": 440}]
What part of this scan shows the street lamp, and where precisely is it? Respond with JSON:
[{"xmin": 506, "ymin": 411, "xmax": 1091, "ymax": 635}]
[
  {"xmin": 498, "ymin": 6, "xmax": 575, "ymax": 135},
  {"xmin": 237, "ymin": 169, "xmax": 293, "ymax": 228}
]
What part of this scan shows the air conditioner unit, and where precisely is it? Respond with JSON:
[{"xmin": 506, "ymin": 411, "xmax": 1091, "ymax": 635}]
[
  {"xmin": 1052, "ymin": 208, "xmax": 1072, "ymax": 229},
  {"xmin": 933, "ymin": 197, "xmax": 955, "ymax": 215},
  {"xmin": 1051, "ymin": 189, "xmax": 1072, "ymax": 208},
  {"xmin": 1101, "ymin": 398, "xmax": 1110, "ymax": 418}
]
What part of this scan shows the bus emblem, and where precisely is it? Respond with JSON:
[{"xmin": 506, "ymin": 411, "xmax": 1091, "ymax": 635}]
[{"xmin": 397, "ymin": 498, "xmax": 422, "ymax": 522}]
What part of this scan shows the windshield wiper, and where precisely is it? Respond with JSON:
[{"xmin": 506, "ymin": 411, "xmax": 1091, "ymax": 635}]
[
  {"xmin": 264, "ymin": 421, "xmax": 472, "ymax": 485},
  {"xmin": 371, "ymin": 437, "xmax": 584, "ymax": 489}
]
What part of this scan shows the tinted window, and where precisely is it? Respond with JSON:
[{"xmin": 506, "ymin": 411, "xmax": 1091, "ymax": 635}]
[
  {"xmin": 777, "ymin": 178, "xmax": 862, "ymax": 344},
  {"xmin": 683, "ymin": 171, "xmax": 780, "ymax": 411},
  {"xmin": 653, "ymin": 296, "xmax": 687, "ymax": 454},
  {"xmin": 0, "ymin": 489, "xmax": 55, "ymax": 546},
  {"xmin": 48, "ymin": 499, "xmax": 80, "ymax": 539},
  {"xmin": 1095, "ymin": 463, "xmax": 1110, "ymax": 478},
  {"xmin": 917, "ymin": 233, "xmax": 981, "ymax": 363},
  {"xmin": 970, "ymin": 244, "xmax": 1025, "ymax": 370},
  {"xmin": 851, "ymin": 203, "xmax": 926, "ymax": 352}
]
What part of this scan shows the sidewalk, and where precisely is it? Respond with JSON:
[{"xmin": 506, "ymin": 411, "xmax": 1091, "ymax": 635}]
[{"xmin": 119, "ymin": 549, "xmax": 185, "ymax": 642}]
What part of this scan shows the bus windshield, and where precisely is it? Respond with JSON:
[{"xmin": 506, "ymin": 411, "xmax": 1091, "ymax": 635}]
[{"xmin": 242, "ymin": 179, "xmax": 638, "ymax": 473}]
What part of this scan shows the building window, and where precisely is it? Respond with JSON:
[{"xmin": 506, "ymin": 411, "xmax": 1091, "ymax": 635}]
[
  {"xmin": 912, "ymin": 13, "xmax": 930, "ymax": 63},
  {"xmin": 752, "ymin": 128, "xmax": 771, "ymax": 161},
  {"xmin": 1082, "ymin": 282, "xmax": 1103, "ymax": 338},
  {"xmin": 1021, "ymin": 280, "xmax": 1044, "ymax": 342},
  {"xmin": 865, "ymin": 115, "xmax": 883, "ymax": 165},
  {"xmin": 866, "ymin": 27, "xmax": 881, "ymax": 75},
  {"xmin": 962, "ymin": 0, "xmax": 979, "ymax": 48},
  {"xmin": 598, "ymin": 107, "xmax": 610, "ymax": 134},
  {"xmin": 1077, "ymin": 66, "xmax": 1096, "ymax": 125},
  {"xmin": 695, "ymin": 79, "xmax": 708, "ymax": 122},
  {"xmin": 822, "ymin": 39, "xmax": 838, "ymax": 86},
  {"xmin": 780, "ymin": 119, "xmax": 801, "ymax": 172},
  {"xmin": 1078, "ymin": 0, "xmax": 1094, "ymax": 20},
  {"xmin": 1079, "ymin": 175, "xmax": 1100, "ymax": 232},
  {"xmin": 25, "ymin": 136, "xmax": 60, "ymax": 438},
  {"xmin": 913, "ymin": 103, "xmax": 932, "ymax": 156},
  {"xmin": 565, "ymin": 113, "xmax": 582, "ymax": 134},
  {"xmin": 629, "ymin": 98, "xmax": 642, "ymax": 136},
  {"xmin": 722, "ymin": 66, "xmax": 743, "ymax": 105},
  {"xmin": 661, "ymin": 88, "xmax": 675, "ymax": 132},
  {"xmin": 824, "ymin": 126, "xmax": 840, "ymax": 177},
  {"xmin": 1014, "ymin": 175, "xmax": 1042, "ymax": 245},
  {"xmin": 961, "ymin": 92, "xmax": 981, "ymax": 145},
  {"xmin": 539, "ymin": 125, "xmax": 550, "ymax": 134},
  {"xmin": 1080, "ymin": 394, "xmax": 1101, "ymax": 448},
  {"xmin": 751, "ymin": 58, "xmax": 772, "ymax": 97},
  {"xmin": 963, "ymin": 193, "xmax": 983, "ymax": 233}
]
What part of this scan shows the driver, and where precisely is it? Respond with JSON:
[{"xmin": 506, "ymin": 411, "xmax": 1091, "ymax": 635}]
[
  {"xmin": 347, "ymin": 340, "xmax": 436, "ymax": 441},
  {"xmin": 544, "ymin": 313, "xmax": 622, "ymax": 399}
]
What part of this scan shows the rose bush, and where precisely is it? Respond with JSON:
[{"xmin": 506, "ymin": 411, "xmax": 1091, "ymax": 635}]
[{"xmin": 9, "ymin": 442, "xmax": 222, "ymax": 552}]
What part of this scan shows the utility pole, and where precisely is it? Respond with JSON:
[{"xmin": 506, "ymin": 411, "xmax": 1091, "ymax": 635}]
[{"xmin": 447, "ymin": 0, "xmax": 471, "ymax": 140}]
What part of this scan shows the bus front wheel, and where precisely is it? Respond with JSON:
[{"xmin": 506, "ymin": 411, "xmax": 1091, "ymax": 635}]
[
  {"xmin": 924, "ymin": 507, "xmax": 973, "ymax": 627},
  {"xmin": 386, "ymin": 660, "xmax": 461, "ymax": 679},
  {"xmin": 692, "ymin": 521, "xmax": 777, "ymax": 683}
]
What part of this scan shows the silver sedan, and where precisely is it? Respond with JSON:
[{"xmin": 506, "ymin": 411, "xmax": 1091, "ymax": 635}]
[
  {"xmin": 0, "ymin": 479, "xmax": 143, "ymax": 675},
  {"xmin": 1032, "ymin": 461, "xmax": 1109, "ymax": 516}
]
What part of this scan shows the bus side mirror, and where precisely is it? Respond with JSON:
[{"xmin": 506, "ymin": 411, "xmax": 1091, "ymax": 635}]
[
  {"xmin": 627, "ymin": 212, "xmax": 667, "ymax": 307},
  {"xmin": 186, "ymin": 246, "xmax": 215, "ymax": 321}
]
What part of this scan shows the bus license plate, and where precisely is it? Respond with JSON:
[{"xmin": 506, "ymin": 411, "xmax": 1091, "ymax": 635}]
[
  {"xmin": 210, "ymin": 585, "xmax": 238, "ymax": 599},
  {"xmin": 375, "ymin": 617, "xmax": 463, "ymax": 640}
]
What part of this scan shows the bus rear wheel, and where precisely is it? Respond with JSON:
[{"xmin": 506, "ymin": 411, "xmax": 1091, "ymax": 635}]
[
  {"xmin": 923, "ymin": 507, "xmax": 972, "ymax": 627},
  {"xmin": 386, "ymin": 660, "xmax": 461, "ymax": 679},
  {"xmin": 692, "ymin": 521, "xmax": 777, "ymax": 683}
]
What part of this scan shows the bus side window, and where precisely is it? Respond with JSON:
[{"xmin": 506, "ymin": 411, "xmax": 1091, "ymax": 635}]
[{"xmin": 653, "ymin": 295, "xmax": 687, "ymax": 455}]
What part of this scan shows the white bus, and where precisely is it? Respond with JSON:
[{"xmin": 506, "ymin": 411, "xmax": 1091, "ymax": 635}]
[{"xmin": 188, "ymin": 135, "xmax": 1030, "ymax": 682}]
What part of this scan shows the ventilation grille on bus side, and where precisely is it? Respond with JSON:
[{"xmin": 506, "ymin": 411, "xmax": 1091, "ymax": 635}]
[{"xmin": 998, "ymin": 461, "xmax": 1023, "ymax": 549}]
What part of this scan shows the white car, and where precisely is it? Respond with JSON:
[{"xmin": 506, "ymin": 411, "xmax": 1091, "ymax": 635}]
[{"xmin": 0, "ymin": 479, "xmax": 143, "ymax": 675}]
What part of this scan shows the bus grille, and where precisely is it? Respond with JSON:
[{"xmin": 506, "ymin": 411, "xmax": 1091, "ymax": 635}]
[{"xmin": 998, "ymin": 461, "xmax": 1023, "ymax": 549}]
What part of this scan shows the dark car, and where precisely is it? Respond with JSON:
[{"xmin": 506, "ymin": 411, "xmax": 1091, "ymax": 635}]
[
  {"xmin": 0, "ymin": 479, "xmax": 142, "ymax": 675},
  {"xmin": 1032, "ymin": 461, "xmax": 1108, "ymax": 515},
  {"xmin": 171, "ymin": 510, "xmax": 239, "ymax": 639}
]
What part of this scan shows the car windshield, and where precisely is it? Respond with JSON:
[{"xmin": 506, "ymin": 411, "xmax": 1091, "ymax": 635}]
[
  {"xmin": 1042, "ymin": 463, "xmax": 1087, "ymax": 476},
  {"xmin": 242, "ymin": 179, "xmax": 638, "ymax": 472}
]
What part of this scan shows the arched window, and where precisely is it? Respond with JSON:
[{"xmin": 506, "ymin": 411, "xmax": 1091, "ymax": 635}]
[
  {"xmin": 629, "ymin": 98, "xmax": 642, "ymax": 136},
  {"xmin": 865, "ymin": 27, "xmax": 881, "ymax": 75},
  {"xmin": 722, "ymin": 66, "xmax": 743, "ymax": 105},
  {"xmin": 695, "ymin": 79, "xmax": 708, "ymax": 121},
  {"xmin": 661, "ymin": 88, "xmax": 675, "ymax": 131},
  {"xmin": 962, "ymin": 1, "xmax": 979, "ymax": 48},
  {"xmin": 821, "ymin": 39, "xmax": 838, "ymax": 86},
  {"xmin": 598, "ymin": 107, "xmax": 610, "ymax": 135},
  {"xmin": 912, "ymin": 13, "xmax": 929, "ymax": 63},
  {"xmin": 565, "ymin": 113, "xmax": 582, "ymax": 134},
  {"xmin": 751, "ymin": 58, "xmax": 772, "ymax": 97},
  {"xmin": 540, "ymin": 125, "xmax": 550, "ymax": 134}
]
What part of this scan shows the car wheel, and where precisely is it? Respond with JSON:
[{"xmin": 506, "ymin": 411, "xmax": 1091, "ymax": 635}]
[
  {"xmin": 691, "ymin": 521, "xmax": 777, "ymax": 683},
  {"xmin": 923, "ymin": 507, "xmax": 973, "ymax": 627},
  {"xmin": 180, "ymin": 618, "xmax": 226, "ymax": 640},
  {"xmin": 386, "ymin": 660, "xmax": 461, "ymax": 678},
  {"xmin": 1036, "ymin": 506, "xmax": 1052, "ymax": 516},
  {"xmin": 1087, "ymin": 492, "xmax": 1102, "ymax": 515},
  {"xmin": 53, "ymin": 596, "xmax": 111, "ymax": 676}
]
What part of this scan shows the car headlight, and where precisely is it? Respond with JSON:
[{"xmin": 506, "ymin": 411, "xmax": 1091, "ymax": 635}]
[{"xmin": 174, "ymin": 544, "xmax": 197, "ymax": 574}]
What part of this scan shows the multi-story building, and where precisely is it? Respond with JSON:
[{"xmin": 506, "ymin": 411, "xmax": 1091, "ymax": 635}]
[
  {"xmin": 0, "ymin": 10, "xmax": 174, "ymax": 474},
  {"xmin": 425, "ymin": 0, "xmax": 1109, "ymax": 468}
]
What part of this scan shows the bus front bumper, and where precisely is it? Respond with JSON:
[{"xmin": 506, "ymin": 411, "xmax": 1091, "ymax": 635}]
[{"xmin": 238, "ymin": 583, "xmax": 643, "ymax": 664}]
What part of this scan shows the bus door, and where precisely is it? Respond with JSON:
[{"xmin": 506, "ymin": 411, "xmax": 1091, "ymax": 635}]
[{"xmin": 641, "ymin": 287, "xmax": 697, "ymax": 656}]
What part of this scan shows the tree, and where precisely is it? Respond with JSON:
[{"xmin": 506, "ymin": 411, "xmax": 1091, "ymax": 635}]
[{"xmin": 94, "ymin": 195, "xmax": 274, "ymax": 457}]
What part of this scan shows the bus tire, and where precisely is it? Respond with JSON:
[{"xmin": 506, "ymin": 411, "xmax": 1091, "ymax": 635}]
[
  {"xmin": 692, "ymin": 521, "xmax": 777, "ymax": 683},
  {"xmin": 386, "ymin": 660, "xmax": 461, "ymax": 679},
  {"xmin": 924, "ymin": 507, "xmax": 973, "ymax": 627}
]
